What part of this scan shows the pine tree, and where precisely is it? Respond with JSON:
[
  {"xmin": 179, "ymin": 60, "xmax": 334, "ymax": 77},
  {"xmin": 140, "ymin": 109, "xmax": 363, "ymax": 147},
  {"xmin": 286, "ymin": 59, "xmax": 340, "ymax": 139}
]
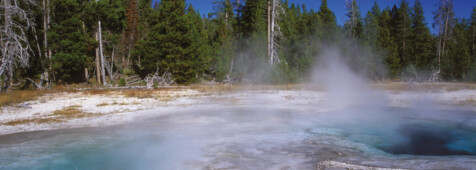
[
  {"xmin": 211, "ymin": 0, "xmax": 236, "ymax": 81},
  {"xmin": 444, "ymin": 19, "xmax": 470, "ymax": 79},
  {"xmin": 409, "ymin": 0, "xmax": 435, "ymax": 70},
  {"xmin": 470, "ymin": 7, "xmax": 476, "ymax": 69},
  {"xmin": 186, "ymin": 5, "xmax": 210, "ymax": 82},
  {"xmin": 393, "ymin": 0, "xmax": 411, "ymax": 67},
  {"xmin": 133, "ymin": 0, "xmax": 205, "ymax": 84},
  {"xmin": 364, "ymin": 2, "xmax": 380, "ymax": 47},
  {"xmin": 241, "ymin": 0, "xmax": 267, "ymax": 38},
  {"xmin": 318, "ymin": 0, "xmax": 336, "ymax": 38},
  {"xmin": 123, "ymin": 0, "xmax": 139, "ymax": 68},
  {"xmin": 49, "ymin": 0, "xmax": 91, "ymax": 83},
  {"xmin": 235, "ymin": 0, "xmax": 268, "ymax": 81},
  {"xmin": 344, "ymin": 0, "xmax": 363, "ymax": 39},
  {"xmin": 379, "ymin": 8, "xmax": 400, "ymax": 77}
]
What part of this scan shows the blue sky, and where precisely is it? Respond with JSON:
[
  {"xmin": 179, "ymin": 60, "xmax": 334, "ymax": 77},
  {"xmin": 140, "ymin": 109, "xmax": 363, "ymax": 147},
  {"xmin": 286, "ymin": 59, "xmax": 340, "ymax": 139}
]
[{"xmin": 154, "ymin": 0, "xmax": 476, "ymax": 33}]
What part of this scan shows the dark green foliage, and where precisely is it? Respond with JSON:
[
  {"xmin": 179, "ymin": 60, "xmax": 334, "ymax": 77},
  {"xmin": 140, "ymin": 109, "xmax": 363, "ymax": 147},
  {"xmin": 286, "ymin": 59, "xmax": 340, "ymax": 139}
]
[
  {"xmin": 364, "ymin": 2, "xmax": 380, "ymax": 47},
  {"xmin": 409, "ymin": 0, "xmax": 435, "ymax": 70},
  {"xmin": 344, "ymin": 0, "xmax": 363, "ymax": 39},
  {"xmin": 210, "ymin": 0, "xmax": 236, "ymax": 82},
  {"xmin": 392, "ymin": 0, "xmax": 412, "ymax": 67},
  {"xmin": 11, "ymin": 0, "xmax": 476, "ymax": 88},
  {"xmin": 470, "ymin": 7, "xmax": 476, "ymax": 77},
  {"xmin": 379, "ymin": 8, "xmax": 400, "ymax": 77},
  {"xmin": 318, "ymin": 0, "xmax": 337, "ymax": 38},
  {"xmin": 49, "ymin": 0, "xmax": 91, "ymax": 83},
  {"xmin": 133, "ymin": 1, "xmax": 208, "ymax": 84},
  {"xmin": 442, "ymin": 20, "xmax": 471, "ymax": 79}
]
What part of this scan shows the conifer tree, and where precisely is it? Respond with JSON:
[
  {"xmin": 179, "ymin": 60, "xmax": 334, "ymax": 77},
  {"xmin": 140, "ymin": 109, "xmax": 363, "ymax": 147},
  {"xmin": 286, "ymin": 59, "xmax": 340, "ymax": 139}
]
[
  {"xmin": 444, "ymin": 20, "xmax": 470, "ymax": 79},
  {"xmin": 211, "ymin": 0, "xmax": 236, "ymax": 81},
  {"xmin": 49, "ymin": 0, "xmax": 91, "ymax": 83},
  {"xmin": 393, "ymin": 0, "xmax": 411, "ymax": 67},
  {"xmin": 364, "ymin": 2, "xmax": 380, "ymax": 47},
  {"xmin": 470, "ymin": 7, "xmax": 476, "ymax": 66},
  {"xmin": 318, "ymin": 0, "xmax": 336, "ymax": 38},
  {"xmin": 344, "ymin": 0, "xmax": 363, "ymax": 39},
  {"xmin": 409, "ymin": 0, "xmax": 434, "ymax": 69},
  {"xmin": 379, "ymin": 8, "xmax": 400, "ymax": 77}
]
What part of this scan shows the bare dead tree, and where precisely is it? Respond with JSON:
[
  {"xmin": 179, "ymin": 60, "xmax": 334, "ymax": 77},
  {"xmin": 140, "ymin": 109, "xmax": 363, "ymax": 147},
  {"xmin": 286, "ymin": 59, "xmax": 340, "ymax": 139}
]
[
  {"xmin": 433, "ymin": 0, "xmax": 454, "ymax": 72},
  {"xmin": 92, "ymin": 0, "xmax": 106, "ymax": 85},
  {"xmin": 345, "ymin": 0, "xmax": 360, "ymax": 36},
  {"xmin": 267, "ymin": 0, "xmax": 283, "ymax": 65},
  {"xmin": 145, "ymin": 67, "xmax": 174, "ymax": 89},
  {"xmin": 98, "ymin": 19, "xmax": 106, "ymax": 85},
  {"xmin": 0, "ymin": 0, "xmax": 35, "ymax": 91},
  {"xmin": 42, "ymin": 0, "xmax": 50, "ymax": 87}
]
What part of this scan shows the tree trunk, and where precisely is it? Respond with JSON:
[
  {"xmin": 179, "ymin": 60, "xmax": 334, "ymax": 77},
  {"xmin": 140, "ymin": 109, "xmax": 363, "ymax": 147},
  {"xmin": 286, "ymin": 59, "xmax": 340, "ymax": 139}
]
[
  {"xmin": 438, "ymin": 35, "xmax": 442, "ymax": 71},
  {"xmin": 95, "ymin": 31, "xmax": 101, "ymax": 85},
  {"xmin": 98, "ymin": 20, "xmax": 106, "ymax": 85},
  {"xmin": 4, "ymin": 0, "xmax": 12, "ymax": 90},
  {"xmin": 472, "ymin": 26, "xmax": 475, "ymax": 58},
  {"xmin": 441, "ymin": 3, "xmax": 450, "ymax": 71},
  {"xmin": 111, "ymin": 47, "xmax": 114, "ymax": 80},
  {"xmin": 403, "ymin": 12, "xmax": 406, "ymax": 63},
  {"xmin": 352, "ymin": 0, "xmax": 355, "ymax": 36},
  {"xmin": 267, "ymin": 0, "xmax": 271, "ymax": 64},
  {"xmin": 43, "ymin": 0, "xmax": 50, "ymax": 86},
  {"xmin": 84, "ymin": 68, "xmax": 89, "ymax": 82},
  {"xmin": 270, "ymin": 0, "xmax": 276, "ymax": 65}
]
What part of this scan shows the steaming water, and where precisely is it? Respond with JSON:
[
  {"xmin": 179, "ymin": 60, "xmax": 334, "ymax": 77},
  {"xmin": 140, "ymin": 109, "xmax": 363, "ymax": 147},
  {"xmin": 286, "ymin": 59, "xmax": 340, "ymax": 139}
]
[
  {"xmin": 2, "ymin": 48, "xmax": 476, "ymax": 169},
  {"xmin": 1, "ymin": 99, "xmax": 476, "ymax": 169}
]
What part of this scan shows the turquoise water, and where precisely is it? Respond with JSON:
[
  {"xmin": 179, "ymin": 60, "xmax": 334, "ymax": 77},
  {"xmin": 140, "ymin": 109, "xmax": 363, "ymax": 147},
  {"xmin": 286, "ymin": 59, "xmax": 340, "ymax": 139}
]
[{"xmin": 1, "ymin": 106, "xmax": 476, "ymax": 169}]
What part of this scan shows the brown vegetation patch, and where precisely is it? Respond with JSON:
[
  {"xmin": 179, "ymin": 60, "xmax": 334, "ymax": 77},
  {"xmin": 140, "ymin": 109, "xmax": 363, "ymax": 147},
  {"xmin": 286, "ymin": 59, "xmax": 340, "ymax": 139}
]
[
  {"xmin": 122, "ymin": 90, "xmax": 156, "ymax": 98},
  {"xmin": 189, "ymin": 84, "xmax": 303, "ymax": 94},
  {"xmin": 53, "ymin": 106, "xmax": 83, "ymax": 116},
  {"xmin": 2, "ymin": 117, "xmax": 63, "ymax": 126},
  {"xmin": 97, "ymin": 102, "xmax": 129, "ymax": 107},
  {"xmin": 3, "ymin": 106, "xmax": 96, "ymax": 126},
  {"xmin": 0, "ymin": 90, "xmax": 47, "ymax": 107}
]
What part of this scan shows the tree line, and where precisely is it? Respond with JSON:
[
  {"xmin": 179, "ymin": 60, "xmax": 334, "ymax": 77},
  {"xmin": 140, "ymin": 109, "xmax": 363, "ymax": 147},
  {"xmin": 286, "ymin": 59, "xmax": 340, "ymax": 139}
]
[{"xmin": 1, "ymin": 0, "xmax": 476, "ymax": 91}]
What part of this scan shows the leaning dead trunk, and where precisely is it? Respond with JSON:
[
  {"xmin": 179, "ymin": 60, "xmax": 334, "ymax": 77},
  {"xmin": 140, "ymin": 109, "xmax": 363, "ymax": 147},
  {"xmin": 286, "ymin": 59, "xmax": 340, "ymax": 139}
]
[{"xmin": 98, "ymin": 20, "xmax": 106, "ymax": 85}]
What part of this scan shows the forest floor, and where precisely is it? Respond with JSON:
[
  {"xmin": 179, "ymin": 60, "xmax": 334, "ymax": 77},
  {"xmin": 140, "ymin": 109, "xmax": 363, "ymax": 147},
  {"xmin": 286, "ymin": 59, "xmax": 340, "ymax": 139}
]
[{"xmin": 1, "ymin": 82, "xmax": 476, "ymax": 135}]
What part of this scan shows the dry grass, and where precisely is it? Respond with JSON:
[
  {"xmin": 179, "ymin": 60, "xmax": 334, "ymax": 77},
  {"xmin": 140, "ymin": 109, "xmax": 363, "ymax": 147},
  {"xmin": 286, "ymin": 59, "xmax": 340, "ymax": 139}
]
[
  {"xmin": 97, "ymin": 101, "xmax": 128, "ymax": 107},
  {"xmin": 96, "ymin": 102, "xmax": 110, "ymax": 107},
  {"xmin": 2, "ymin": 104, "xmax": 86, "ymax": 126},
  {"xmin": 122, "ymin": 90, "xmax": 156, "ymax": 98},
  {"xmin": 189, "ymin": 84, "xmax": 304, "ymax": 94},
  {"xmin": 53, "ymin": 106, "xmax": 84, "ymax": 116},
  {"xmin": 82, "ymin": 89, "xmax": 114, "ymax": 95},
  {"xmin": 0, "ymin": 90, "xmax": 47, "ymax": 107},
  {"xmin": 2, "ymin": 117, "xmax": 62, "ymax": 126},
  {"xmin": 370, "ymin": 82, "xmax": 476, "ymax": 92}
]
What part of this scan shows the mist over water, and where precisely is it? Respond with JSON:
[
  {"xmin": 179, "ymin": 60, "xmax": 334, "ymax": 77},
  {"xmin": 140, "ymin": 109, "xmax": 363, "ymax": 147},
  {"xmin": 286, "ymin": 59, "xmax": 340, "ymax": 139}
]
[
  {"xmin": 1, "ymin": 45, "xmax": 476, "ymax": 169},
  {"xmin": 311, "ymin": 46, "xmax": 387, "ymax": 108}
]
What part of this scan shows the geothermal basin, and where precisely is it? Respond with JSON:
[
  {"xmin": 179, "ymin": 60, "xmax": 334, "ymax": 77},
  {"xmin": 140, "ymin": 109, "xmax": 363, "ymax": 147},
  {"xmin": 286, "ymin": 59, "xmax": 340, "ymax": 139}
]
[{"xmin": 0, "ymin": 90, "xmax": 476, "ymax": 169}]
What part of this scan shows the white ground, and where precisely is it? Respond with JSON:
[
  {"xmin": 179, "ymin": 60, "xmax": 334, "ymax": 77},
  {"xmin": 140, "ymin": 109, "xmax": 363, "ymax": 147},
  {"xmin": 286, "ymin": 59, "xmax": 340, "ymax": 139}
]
[{"xmin": 1, "ymin": 86, "xmax": 476, "ymax": 136}]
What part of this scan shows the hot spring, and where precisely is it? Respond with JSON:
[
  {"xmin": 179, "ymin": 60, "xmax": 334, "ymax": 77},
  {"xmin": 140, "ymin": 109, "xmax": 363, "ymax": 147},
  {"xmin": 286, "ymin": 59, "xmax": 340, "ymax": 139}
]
[
  {"xmin": 0, "ymin": 94, "xmax": 476, "ymax": 169},
  {"xmin": 1, "ymin": 49, "xmax": 476, "ymax": 169}
]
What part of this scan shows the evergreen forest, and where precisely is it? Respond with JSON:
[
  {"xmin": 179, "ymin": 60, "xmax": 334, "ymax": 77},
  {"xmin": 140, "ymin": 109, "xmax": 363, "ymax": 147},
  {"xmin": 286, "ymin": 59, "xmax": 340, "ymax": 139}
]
[{"xmin": 1, "ymin": 0, "xmax": 476, "ymax": 91}]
